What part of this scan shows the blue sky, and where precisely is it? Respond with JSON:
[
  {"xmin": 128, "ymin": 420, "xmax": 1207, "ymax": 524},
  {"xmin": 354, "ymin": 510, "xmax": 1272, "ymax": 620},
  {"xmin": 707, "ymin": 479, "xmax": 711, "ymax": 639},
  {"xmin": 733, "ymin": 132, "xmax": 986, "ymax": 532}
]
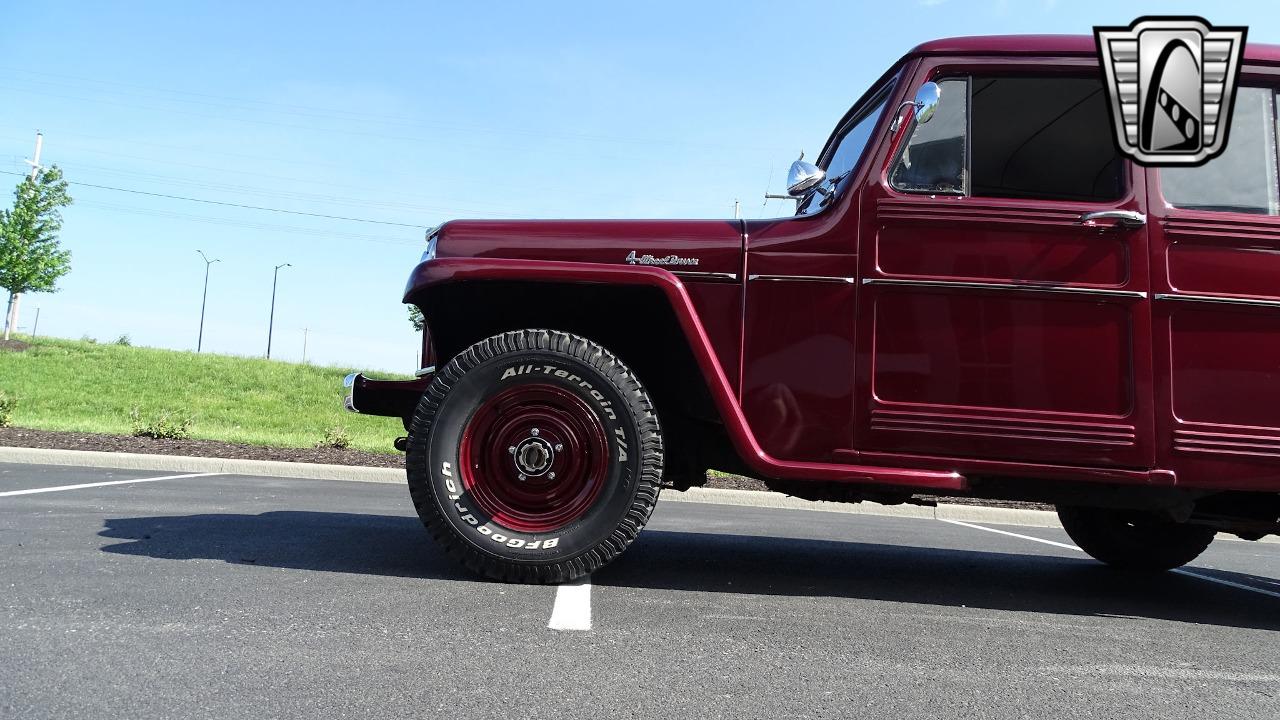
[{"xmin": 2, "ymin": 1, "xmax": 1275, "ymax": 372}]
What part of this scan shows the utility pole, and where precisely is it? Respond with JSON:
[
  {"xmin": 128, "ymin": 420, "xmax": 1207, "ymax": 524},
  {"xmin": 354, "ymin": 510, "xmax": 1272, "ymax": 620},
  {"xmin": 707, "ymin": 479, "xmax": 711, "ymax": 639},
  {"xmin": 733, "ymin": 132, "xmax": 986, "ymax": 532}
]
[
  {"xmin": 196, "ymin": 250, "xmax": 220, "ymax": 352},
  {"xmin": 301, "ymin": 327, "xmax": 309, "ymax": 363},
  {"xmin": 5, "ymin": 132, "xmax": 43, "ymax": 341},
  {"xmin": 734, "ymin": 199, "xmax": 741, "ymax": 219},
  {"xmin": 31, "ymin": 307, "xmax": 40, "ymax": 339},
  {"xmin": 26, "ymin": 131, "xmax": 43, "ymax": 180},
  {"xmin": 266, "ymin": 262, "xmax": 291, "ymax": 359}
]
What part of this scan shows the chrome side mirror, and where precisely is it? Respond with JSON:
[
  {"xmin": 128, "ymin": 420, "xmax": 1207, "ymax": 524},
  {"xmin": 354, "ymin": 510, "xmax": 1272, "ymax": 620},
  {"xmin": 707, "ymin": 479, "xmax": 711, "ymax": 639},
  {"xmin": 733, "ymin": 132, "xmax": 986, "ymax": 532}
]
[
  {"xmin": 889, "ymin": 81, "xmax": 942, "ymax": 132},
  {"xmin": 786, "ymin": 152, "xmax": 825, "ymax": 197}
]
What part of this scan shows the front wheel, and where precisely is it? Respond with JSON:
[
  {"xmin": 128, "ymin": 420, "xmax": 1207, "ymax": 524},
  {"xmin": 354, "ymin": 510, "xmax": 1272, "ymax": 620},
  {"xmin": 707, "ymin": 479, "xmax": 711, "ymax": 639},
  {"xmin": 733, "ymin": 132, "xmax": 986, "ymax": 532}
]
[
  {"xmin": 406, "ymin": 330, "xmax": 663, "ymax": 583},
  {"xmin": 1057, "ymin": 505, "xmax": 1215, "ymax": 571}
]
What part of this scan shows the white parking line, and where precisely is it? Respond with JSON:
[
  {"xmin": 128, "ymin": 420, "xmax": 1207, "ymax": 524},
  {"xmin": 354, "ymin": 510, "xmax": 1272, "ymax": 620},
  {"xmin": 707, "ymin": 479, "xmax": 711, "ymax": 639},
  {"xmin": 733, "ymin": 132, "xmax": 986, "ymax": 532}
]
[
  {"xmin": 941, "ymin": 518, "xmax": 1280, "ymax": 601},
  {"xmin": 939, "ymin": 518, "xmax": 1080, "ymax": 551},
  {"xmin": 0, "ymin": 472, "xmax": 222, "ymax": 497},
  {"xmin": 548, "ymin": 576, "xmax": 592, "ymax": 631},
  {"xmin": 1172, "ymin": 568, "xmax": 1280, "ymax": 600}
]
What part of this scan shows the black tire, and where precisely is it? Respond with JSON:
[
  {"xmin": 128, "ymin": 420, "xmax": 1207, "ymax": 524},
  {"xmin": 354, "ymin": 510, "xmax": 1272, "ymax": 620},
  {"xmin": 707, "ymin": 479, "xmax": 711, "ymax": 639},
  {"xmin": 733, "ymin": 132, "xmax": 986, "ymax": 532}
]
[
  {"xmin": 1057, "ymin": 505, "xmax": 1215, "ymax": 571},
  {"xmin": 406, "ymin": 329, "xmax": 663, "ymax": 583}
]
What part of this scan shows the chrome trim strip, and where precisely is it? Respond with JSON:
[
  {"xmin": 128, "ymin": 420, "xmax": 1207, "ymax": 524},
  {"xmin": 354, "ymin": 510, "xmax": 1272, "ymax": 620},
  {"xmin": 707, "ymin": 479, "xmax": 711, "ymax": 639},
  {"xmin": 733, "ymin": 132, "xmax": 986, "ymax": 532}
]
[
  {"xmin": 747, "ymin": 274, "xmax": 857, "ymax": 284},
  {"xmin": 862, "ymin": 278, "xmax": 1147, "ymax": 299},
  {"xmin": 1155, "ymin": 292, "xmax": 1280, "ymax": 309},
  {"xmin": 414, "ymin": 365, "xmax": 437, "ymax": 378},
  {"xmin": 671, "ymin": 271, "xmax": 739, "ymax": 282}
]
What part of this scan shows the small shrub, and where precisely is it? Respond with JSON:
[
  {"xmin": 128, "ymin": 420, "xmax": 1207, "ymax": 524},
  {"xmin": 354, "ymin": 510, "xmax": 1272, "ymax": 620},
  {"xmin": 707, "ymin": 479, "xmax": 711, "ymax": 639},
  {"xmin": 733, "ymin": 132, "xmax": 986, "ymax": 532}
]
[
  {"xmin": 114, "ymin": 334, "xmax": 131, "ymax": 346},
  {"xmin": 318, "ymin": 425, "xmax": 351, "ymax": 449},
  {"xmin": 129, "ymin": 407, "xmax": 193, "ymax": 440},
  {"xmin": 80, "ymin": 335, "xmax": 97, "ymax": 344},
  {"xmin": 0, "ymin": 391, "xmax": 15, "ymax": 428}
]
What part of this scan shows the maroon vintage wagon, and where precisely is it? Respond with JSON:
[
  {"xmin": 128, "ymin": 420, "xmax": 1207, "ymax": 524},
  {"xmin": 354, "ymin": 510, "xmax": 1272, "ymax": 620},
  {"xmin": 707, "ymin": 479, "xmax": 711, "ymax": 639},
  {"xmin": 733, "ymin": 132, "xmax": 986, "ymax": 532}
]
[{"xmin": 347, "ymin": 34, "xmax": 1280, "ymax": 583}]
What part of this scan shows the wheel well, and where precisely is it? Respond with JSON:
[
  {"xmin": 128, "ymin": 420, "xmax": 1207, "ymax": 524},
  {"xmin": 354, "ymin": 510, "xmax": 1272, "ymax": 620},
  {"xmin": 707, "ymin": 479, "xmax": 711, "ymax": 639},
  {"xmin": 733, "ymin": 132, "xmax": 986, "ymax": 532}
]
[{"xmin": 412, "ymin": 280, "xmax": 741, "ymax": 487}]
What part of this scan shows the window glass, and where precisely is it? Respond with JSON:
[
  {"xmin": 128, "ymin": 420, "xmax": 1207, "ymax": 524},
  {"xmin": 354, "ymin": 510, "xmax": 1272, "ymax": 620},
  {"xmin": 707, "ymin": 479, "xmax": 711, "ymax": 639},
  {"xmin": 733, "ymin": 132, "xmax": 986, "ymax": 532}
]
[
  {"xmin": 889, "ymin": 79, "xmax": 967, "ymax": 194},
  {"xmin": 970, "ymin": 77, "xmax": 1123, "ymax": 202},
  {"xmin": 1159, "ymin": 87, "xmax": 1279, "ymax": 215},
  {"xmin": 797, "ymin": 93, "xmax": 889, "ymax": 215},
  {"xmin": 889, "ymin": 76, "xmax": 1125, "ymax": 202}
]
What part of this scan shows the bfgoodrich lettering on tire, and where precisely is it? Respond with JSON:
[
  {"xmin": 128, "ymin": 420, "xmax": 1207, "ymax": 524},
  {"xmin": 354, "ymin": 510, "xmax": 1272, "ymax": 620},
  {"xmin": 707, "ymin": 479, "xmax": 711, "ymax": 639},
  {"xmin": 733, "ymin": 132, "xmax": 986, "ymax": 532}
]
[{"xmin": 406, "ymin": 329, "xmax": 663, "ymax": 583}]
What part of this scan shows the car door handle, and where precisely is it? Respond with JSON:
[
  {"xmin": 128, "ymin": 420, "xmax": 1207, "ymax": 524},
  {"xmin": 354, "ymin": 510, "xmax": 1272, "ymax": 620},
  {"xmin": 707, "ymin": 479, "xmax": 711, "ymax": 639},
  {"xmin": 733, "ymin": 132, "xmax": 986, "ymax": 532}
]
[{"xmin": 1080, "ymin": 210, "xmax": 1147, "ymax": 229}]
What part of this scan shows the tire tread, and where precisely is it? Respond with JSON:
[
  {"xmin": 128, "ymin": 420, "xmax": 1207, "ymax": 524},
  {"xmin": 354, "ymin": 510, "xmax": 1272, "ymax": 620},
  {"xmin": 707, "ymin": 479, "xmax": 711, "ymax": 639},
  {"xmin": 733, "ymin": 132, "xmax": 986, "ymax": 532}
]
[{"xmin": 406, "ymin": 329, "xmax": 663, "ymax": 584}]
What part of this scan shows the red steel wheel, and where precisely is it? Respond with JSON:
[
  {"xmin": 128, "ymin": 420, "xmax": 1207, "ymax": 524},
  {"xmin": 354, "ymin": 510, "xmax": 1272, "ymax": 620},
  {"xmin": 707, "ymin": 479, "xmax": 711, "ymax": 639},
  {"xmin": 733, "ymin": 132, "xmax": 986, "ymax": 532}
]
[
  {"xmin": 406, "ymin": 329, "xmax": 664, "ymax": 584},
  {"xmin": 459, "ymin": 383, "xmax": 609, "ymax": 533}
]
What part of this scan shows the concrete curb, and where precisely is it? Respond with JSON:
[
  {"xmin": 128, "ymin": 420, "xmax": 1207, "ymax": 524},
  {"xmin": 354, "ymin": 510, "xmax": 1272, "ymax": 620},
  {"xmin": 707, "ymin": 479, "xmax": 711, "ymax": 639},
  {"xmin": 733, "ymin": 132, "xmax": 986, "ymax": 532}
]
[
  {"xmin": 0, "ymin": 446, "xmax": 405, "ymax": 484},
  {"xmin": 0, "ymin": 445, "xmax": 1063, "ymax": 527},
  {"xmin": 665, "ymin": 486, "xmax": 1063, "ymax": 527}
]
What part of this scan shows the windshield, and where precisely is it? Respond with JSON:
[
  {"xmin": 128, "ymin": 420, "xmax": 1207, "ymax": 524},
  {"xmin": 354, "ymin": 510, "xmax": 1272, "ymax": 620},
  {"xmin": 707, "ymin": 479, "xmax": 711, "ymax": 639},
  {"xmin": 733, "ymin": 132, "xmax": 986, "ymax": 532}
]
[{"xmin": 796, "ymin": 90, "xmax": 891, "ymax": 215}]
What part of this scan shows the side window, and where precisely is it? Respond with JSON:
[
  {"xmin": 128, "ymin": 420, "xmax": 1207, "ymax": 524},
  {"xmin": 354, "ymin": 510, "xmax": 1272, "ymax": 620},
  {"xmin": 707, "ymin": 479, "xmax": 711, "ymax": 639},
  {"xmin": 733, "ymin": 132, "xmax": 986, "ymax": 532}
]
[
  {"xmin": 889, "ymin": 79, "xmax": 967, "ymax": 194},
  {"xmin": 890, "ymin": 75, "xmax": 1125, "ymax": 202},
  {"xmin": 1159, "ymin": 87, "xmax": 1280, "ymax": 215}
]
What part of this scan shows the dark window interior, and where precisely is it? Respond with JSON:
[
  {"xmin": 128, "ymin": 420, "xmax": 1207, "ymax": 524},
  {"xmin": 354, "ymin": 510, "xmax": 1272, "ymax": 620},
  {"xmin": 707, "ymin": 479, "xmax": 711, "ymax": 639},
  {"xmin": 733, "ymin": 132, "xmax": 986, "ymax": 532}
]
[
  {"xmin": 890, "ymin": 75, "xmax": 1126, "ymax": 202},
  {"xmin": 970, "ymin": 76, "xmax": 1124, "ymax": 202}
]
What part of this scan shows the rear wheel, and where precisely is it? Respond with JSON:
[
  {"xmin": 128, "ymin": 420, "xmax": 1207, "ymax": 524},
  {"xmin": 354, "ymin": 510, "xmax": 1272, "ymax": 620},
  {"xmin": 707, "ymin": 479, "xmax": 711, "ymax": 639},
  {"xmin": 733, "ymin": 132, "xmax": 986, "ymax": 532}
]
[
  {"xmin": 407, "ymin": 329, "xmax": 663, "ymax": 583},
  {"xmin": 1057, "ymin": 505, "xmax": 1215, "ymax": 571}
]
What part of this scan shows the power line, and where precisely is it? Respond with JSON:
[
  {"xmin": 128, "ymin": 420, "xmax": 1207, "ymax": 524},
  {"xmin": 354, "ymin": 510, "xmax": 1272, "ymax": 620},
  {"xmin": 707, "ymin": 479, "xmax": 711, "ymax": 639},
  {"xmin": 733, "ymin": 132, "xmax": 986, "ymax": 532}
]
[
  {"xmin": 0, "ymin": 129, "xmax": 717, "ymax": 212},
  {"xmin": 46, "ymin": 159, "xmax": 523, "ymax": 217},
  {"xmin": 0, "ymin": 170, "xmax": 428, "ymax": 228},
  {"xmin": 74, "ymin": 200, "xmax": 419, "ymax": 246}
]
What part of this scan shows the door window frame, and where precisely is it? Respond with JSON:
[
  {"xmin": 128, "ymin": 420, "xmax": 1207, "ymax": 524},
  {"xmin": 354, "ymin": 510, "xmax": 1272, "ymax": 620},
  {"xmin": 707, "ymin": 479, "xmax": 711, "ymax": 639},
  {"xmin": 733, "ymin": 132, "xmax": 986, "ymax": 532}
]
[{"xmin": 876, "ymin": 57, "xmax": 1141, "ymax": 211}]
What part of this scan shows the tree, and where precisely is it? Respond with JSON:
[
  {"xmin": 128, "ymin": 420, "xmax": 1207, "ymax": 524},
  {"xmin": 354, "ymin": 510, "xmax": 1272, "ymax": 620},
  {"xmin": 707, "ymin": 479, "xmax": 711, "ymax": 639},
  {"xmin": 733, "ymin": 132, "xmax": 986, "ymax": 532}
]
[
  {"xmin": 408, "ymin": 305, "xmax": 425, "ymax": 332},
  {"xmin": 0, "ymin": 165, "xmax": 73, "ymax": 340}
]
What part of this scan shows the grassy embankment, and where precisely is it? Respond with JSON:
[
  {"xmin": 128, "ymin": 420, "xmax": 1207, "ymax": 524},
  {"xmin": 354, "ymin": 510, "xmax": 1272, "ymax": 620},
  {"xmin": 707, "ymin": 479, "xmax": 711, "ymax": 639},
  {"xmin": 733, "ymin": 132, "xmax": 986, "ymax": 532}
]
[{"xmin": 0, "ymin": 335, "xmax": 407, "ymax": 454}]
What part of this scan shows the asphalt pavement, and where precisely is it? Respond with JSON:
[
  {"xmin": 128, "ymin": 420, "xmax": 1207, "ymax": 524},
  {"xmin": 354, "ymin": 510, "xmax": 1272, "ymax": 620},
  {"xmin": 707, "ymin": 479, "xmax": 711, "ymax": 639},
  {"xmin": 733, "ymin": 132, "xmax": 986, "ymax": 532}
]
[{"xmin": 1, "ymin": 461, "xmax": 1278, "ymax": 719}]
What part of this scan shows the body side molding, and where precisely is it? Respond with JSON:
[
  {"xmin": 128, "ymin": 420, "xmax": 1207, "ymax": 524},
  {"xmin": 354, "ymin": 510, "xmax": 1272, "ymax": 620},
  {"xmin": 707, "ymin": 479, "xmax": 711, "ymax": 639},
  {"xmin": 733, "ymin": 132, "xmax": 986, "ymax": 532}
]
[{"xmin": 863, "ymin": 277, "xmax": 1147, "ymax": 299}]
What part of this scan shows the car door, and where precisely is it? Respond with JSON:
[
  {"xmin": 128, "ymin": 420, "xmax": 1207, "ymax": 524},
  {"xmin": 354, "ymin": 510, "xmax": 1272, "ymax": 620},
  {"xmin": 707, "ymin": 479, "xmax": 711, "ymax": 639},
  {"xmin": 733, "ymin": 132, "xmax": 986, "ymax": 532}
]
[
  {"xmin": 1147, "ymin": 79, "xmax": 1280, "ymax": 490},
  {"xmin": 855, "ymin": 60, "xmax": 1155, "ymax": 470}
]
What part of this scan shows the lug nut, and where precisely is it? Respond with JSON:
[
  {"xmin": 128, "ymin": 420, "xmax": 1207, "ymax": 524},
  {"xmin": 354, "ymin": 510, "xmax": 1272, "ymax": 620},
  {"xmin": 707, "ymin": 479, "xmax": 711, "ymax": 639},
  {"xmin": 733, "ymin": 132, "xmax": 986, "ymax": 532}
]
[
  {"xmin": 518, "ymin": 473, "xmax": 527, "ymax": 482},
  {"xmin": 531, "ymin": 428, "xmax": 540, "ymax": 436},
  {"xmin": 555, "ymin": 443, "xmax": 564, "ymax": 451},
  {"xmin": 508, "ymin": 446, "xmax": 517, "ymax": 454},
  {"xmin": 548, "ymin": 472, "xmax": 556, "ymax": 480}
]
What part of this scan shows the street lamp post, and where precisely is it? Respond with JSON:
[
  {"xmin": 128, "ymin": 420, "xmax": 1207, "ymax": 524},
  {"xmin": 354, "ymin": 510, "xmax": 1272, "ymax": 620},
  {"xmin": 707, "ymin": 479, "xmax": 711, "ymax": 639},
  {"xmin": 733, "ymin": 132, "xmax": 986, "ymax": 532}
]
[
  {"xmin": 196, "ymin": 250, "xmax": 220, "ymax": 352},
  {"xmin": 266, "ymin": 262, "xmax": 291, "ymax": 359}
]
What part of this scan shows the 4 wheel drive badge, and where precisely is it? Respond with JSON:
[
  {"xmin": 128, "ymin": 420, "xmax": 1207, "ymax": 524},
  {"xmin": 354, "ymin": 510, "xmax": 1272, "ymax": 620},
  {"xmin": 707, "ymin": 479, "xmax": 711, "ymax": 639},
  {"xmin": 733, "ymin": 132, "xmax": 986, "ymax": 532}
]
[
  {"xmin": 624, "ymin": 250, "xmax": 699, "ymax": 266},
  {"xmin": 1095, "ymin": 17, "xmax": 1246, "ymax": 166}
]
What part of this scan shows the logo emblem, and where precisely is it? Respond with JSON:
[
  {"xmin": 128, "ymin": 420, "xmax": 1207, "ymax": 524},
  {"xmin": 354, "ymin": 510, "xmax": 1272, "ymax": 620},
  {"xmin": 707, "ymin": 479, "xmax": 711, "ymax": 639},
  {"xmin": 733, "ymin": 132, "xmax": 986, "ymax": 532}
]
[
  {"xmin": 1095, "ymin": 16, "xmax": 1247, "ymax": 166},
  {"xmin": 624, "ymin": 251, "xmax": 699, "ymax": 266}
]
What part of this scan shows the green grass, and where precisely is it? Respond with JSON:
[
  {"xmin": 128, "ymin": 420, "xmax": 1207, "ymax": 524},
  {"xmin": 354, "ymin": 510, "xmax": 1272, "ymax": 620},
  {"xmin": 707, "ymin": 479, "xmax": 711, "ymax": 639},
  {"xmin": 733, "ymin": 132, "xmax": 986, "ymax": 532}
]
[{"xmin": 0, "ymin": 335, "xmax": 408, "ymax": 454}]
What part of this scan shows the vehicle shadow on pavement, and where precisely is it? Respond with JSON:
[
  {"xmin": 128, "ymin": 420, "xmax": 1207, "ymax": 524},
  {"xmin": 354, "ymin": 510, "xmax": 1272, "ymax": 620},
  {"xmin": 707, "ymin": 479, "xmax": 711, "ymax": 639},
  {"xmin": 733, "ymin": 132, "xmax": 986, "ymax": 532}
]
[
  {"xmin": 596, "ymin": 530, "xmax": 1280, "ymax": 631},
  {"xmin": 99, "ymin": 512, "xmax": 1279, "ymax": 630},
  {"xmin": 98, "ymin": 511, "xmax": 471, "ymax": 581}
]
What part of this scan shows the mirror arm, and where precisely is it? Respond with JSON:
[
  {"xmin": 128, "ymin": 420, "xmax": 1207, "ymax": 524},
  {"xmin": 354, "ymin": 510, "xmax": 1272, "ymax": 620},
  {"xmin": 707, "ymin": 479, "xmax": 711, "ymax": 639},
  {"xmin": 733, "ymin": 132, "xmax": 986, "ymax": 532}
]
[{"xmin": 888, "ymin": 100, "xmax": 920, "ymax": 133}]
